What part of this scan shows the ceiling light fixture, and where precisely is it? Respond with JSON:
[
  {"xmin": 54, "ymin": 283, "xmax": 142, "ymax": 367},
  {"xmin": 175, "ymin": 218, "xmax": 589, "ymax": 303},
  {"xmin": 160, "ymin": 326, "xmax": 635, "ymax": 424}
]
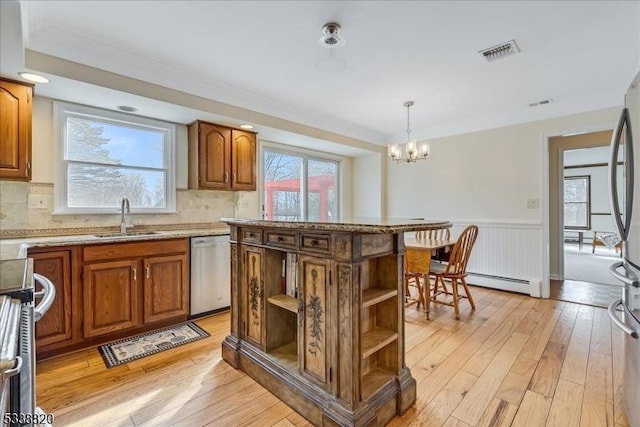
[
  {"xmin": 316, "ymin": 22, "xmax": 346, "ymax": 74},
  {"xmin": 240, "ymin": 124, "xmax": 254, "ymax": 130},
  {"xmin": 17, "ymin": 72, "xmax": 49, "ymax": 83},
  {"xmin": 388, "ymin": 101, "xmax": 429, "ymax": 163}
]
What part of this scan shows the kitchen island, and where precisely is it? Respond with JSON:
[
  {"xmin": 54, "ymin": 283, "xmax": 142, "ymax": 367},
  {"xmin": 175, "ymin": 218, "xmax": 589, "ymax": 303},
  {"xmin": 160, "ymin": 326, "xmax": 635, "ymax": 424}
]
[{"xmin": 220, "ymin": 217, "xmax": 451, "ymax": 426}]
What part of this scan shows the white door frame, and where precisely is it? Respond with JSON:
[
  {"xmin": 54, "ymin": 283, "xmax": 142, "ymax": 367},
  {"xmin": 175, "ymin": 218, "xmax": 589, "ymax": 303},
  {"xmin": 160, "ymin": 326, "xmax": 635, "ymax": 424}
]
[{"xmin": 541, "ymin": 122, "xmax": 616, "ymax": 298}]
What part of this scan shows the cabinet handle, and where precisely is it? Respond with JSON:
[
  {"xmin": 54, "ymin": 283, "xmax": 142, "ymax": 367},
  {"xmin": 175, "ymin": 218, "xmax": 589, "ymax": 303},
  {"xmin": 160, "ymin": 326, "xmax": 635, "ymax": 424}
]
[
  {"xmin": 277, "ymin": 236, "xmax": 284, "ymax": 242},
  {"xmin": 132, "ymin": 268, "xmax": 137, "ymax": 281},
  {"xmin": 233, "ymin": 172, "xmax": 237, "ymax": 183},
  {"xmin": 310, "ymin": 239, "xmax": 319, "ymax": 246},
  {"xmin": 145, "ymin": 266, "xmax": 150, "ymax": 279},
  {"xmin": 224, "ymin": 172, "xmax": 229, "ymax": 183}
]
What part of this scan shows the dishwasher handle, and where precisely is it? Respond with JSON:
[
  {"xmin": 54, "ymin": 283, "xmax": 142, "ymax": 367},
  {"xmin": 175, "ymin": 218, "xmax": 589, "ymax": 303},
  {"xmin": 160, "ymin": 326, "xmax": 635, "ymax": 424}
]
[{"xmin": 191, "ymin": 236, "xmax": 228, "ymax": 248}]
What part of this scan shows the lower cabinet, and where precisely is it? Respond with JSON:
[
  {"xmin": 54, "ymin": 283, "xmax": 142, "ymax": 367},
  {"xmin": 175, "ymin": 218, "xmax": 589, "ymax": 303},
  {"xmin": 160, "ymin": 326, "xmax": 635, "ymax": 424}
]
[
  {"xmin": 29, "ymin": 247, "xmax": 78, "ymax": 351},
  {"xmin": 29, "ymin": 238, "xmax": 189, "ymax": 358},
  {"xmin": 143, "ymin": 254, "xmax": 189, "ymax": 324},
  {"xmin": 83, "ymin": 259, "xmax": 140, "ymax": 338}
]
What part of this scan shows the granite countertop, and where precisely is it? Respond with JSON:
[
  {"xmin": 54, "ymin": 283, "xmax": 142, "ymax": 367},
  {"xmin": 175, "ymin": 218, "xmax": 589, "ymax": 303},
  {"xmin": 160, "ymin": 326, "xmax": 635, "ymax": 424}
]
[
  {"xmin": 221, "ymin": 217, "xmax": 452, "ymax": 234},
  {"xmin": 0, "ymin": 223, "xmax": 230, "ymax": 259}
]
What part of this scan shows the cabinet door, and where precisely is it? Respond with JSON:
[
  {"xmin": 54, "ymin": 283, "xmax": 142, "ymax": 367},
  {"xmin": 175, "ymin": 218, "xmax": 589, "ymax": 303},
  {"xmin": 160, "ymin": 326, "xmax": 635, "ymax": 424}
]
[
  {"xmin": 0, "ymin": 78, "xmax": 32, "ymax": 181},
  {"xmin": 199, "ymin": 122, "xmax": 231, "ymax": 189},
  {"xmin": 143, "ymin": 254, "xmax": 188, "ymax": 324},
  {"xmin": 83, "ymin": 260, "xmax": 139, "ymax": 337},
  {"xmin": 242, "ymin": 246, "xmax": 264, "ymax": 347},
  {"xmin": 298, "ymin": 256, "xmax": 331, "ymax": 387},
  {"xmin": 231, "ymin": 130, "xmax": 256, "ymax": 190},
  {"xmin": 30, "ymin": 250, "xmax": 73, "ymax": 348}
]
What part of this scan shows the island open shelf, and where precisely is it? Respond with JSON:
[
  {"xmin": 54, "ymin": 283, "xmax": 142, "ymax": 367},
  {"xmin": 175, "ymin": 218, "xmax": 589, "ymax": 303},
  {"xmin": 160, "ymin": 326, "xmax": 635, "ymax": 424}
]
[{"xmin": 220, "ymin": 217, "xmax": 451, "ymax": 426}]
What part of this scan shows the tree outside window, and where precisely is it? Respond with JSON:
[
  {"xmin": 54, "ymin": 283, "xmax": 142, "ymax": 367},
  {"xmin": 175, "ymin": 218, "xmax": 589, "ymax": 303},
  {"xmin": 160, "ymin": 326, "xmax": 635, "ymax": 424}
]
[
  {"xmin": 564, "ymin": 175, "xmax": 590, "ymax": 229},
  {"xmin": 54, "ymin": 102, "xmax": 176, "ymax": 214},
  {"xmin": 263, "ymin": 149, "xmax": 339, "ymax": 221}
]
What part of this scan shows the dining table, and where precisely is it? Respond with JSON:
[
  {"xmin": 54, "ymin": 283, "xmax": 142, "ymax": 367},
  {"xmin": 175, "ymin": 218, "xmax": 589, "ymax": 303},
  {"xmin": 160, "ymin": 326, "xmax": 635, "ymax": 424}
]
[{"xmin": 403, "ymin": 237, "xmax": 456, "ymax": 310}]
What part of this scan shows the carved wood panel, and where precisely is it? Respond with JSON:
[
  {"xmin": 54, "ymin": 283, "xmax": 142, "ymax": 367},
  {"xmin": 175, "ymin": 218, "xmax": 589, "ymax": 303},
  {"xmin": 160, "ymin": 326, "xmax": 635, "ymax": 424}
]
[
  {"xmin": 299, "ymin": 256, "xmax": 329, "ymax": 385},
  {"xmin": 244, "ymin": 247, "xmax": 263, "ymax": 345}
]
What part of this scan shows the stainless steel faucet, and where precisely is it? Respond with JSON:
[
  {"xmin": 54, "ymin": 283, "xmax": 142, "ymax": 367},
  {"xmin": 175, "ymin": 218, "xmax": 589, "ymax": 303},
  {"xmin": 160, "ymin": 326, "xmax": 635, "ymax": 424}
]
[{"xmin": 120, "ymin": 197, "xmax": 132, "ymax": 234}]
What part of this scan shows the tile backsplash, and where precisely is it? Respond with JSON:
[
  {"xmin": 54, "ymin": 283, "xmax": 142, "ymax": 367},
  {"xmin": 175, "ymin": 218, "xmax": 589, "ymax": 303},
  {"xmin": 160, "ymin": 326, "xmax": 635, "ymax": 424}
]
[{"xmin": 0, "ymin": 181, "xmax": 235, "ymax": 234}]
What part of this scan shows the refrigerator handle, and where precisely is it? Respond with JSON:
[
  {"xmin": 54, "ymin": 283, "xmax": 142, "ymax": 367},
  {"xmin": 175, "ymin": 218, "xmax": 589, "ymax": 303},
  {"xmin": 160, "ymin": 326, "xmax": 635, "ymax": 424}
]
[
  {"xmin": 609, "ymin": 261, "xmax": 639, "ymax": 287},
  {"xmin": 608, "ymin": 299, "xmax": 639, "ymax": 338},
  {"xmin": 609, "ymin": 108, "xmax": 628, "ymax": 240}
]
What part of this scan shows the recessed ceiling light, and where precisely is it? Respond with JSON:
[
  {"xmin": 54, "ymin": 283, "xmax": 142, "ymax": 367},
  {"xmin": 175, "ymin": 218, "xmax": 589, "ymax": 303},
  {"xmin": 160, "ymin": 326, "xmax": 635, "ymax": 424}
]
[
  {"xmin": 17, "ymin": 72, "xmax": 49, "ymax": 83},
  {"xmin": 240, "ymin": 124, "xmax": 254, "ymax": 130},
  {"xmin": 117, "ymin": 105, "xmax": 137, "ymax": 112}
]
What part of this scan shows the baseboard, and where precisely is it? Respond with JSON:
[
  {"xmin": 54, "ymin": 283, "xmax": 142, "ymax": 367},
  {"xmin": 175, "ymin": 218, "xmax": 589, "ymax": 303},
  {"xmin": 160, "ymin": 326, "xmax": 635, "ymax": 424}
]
[{"xmin": 467, "ymin": 273, "xmax": 531, "ymax": 295}]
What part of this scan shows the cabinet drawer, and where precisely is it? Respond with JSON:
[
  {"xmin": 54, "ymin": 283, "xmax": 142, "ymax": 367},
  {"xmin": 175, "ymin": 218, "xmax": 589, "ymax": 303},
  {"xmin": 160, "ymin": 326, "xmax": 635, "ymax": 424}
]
[
  {"xmin": 83, "ymin": 238, "xmax": 188, "ymax": 262},
  {"xmin": 241, "ymin": 228, "xmax": 263, "ymax": 244},
  {"xmin": 300, "ymin": 234, "xmax": 331, "ymax": 254},
  {"xmin": 265, "ymin": 231, "xmax": 298, "ymax": 249}
]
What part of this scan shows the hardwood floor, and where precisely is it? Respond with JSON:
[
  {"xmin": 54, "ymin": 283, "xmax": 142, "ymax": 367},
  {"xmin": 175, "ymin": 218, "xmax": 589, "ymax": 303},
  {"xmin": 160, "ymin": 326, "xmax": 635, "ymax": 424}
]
[
  {"xmin": 35, "ymin": 286, "xmax": 630, "ymax": 426},
  {"xmin": 550, "ymin": 278, "xmax": 622, "ymax": 309}
]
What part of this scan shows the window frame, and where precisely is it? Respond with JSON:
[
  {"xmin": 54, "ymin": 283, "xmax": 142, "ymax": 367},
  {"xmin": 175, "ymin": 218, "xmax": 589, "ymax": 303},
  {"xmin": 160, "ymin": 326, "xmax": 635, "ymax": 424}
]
[
  {"xmin": 53, "ymin": 101, "xmax": 177, "ymax": 214},
  {"xmin": 260, "ymin": 140, "xmax": 343, "ymax": 221},
  {"xmin": 563, "ymin": 175, "xmax": 591, "ymax": 230}
]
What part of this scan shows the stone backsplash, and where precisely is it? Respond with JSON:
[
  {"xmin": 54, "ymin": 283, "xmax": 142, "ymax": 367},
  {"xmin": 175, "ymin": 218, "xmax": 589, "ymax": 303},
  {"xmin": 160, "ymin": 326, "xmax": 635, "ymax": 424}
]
[{"xmin": 0, "ymin": 181, "xmax": 235, "ymax": 237}]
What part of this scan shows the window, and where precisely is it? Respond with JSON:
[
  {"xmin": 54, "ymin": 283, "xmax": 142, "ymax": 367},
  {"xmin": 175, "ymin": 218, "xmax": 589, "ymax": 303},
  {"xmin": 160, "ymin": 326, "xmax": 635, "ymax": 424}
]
[
  {"xmin": 262, "ymin": 146, "xmax": 339, "ymax": 221},
  {"xmin": 564, "ymin": 175, "xmax": 590, "ymax": 229},
  {"xmin": 54, "ymin": 102, "xmax": 176, "ymax": 213}
]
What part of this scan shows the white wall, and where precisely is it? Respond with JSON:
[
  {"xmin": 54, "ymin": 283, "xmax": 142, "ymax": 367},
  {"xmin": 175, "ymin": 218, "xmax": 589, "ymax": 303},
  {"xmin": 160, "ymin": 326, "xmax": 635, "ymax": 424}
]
[
  {"xmin": 352, "ymin": 153, "xmax": 383, "ymax": 218},
  {"xmin": 387, "ymin": 107, "xmax": 621, "ymax": 295}
]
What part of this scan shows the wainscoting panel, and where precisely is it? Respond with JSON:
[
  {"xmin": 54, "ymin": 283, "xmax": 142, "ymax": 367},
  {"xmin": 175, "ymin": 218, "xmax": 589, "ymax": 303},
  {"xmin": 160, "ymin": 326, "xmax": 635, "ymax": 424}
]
[{"xmin": 449, "ymin": 221, "xmax": 542, "ymax": 295}]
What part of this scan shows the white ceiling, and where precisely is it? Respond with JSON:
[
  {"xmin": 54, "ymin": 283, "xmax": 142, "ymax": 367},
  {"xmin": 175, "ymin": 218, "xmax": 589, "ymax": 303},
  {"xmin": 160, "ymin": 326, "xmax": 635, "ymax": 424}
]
[{"xmin": 4, "ymin": 1, "xmax": 640, "ymax": 151}]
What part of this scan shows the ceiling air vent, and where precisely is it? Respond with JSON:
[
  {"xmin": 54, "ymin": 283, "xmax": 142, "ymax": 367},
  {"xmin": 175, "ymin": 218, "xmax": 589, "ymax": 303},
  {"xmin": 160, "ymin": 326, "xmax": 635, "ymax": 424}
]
[
  {"xmin": 479, "ymin": 40, "xmax": 520, "ymax": 62},
  {"xmin": 528, "ymin": 98, "xmax": 553, "ymax": 107}
]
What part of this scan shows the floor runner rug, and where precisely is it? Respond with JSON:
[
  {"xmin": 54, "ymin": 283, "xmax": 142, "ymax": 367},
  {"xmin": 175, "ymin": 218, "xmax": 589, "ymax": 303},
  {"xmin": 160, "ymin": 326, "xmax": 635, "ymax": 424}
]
[{"xmin": 98, "ymin": 321, "xmax": 209, "ymax": 368}]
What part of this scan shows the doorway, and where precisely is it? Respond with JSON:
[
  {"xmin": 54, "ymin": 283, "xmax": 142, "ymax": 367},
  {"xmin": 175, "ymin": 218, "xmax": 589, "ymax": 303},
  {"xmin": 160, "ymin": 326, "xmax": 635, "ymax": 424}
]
[{"xmin": 548, "ymin": 131, "xmax": 622, "ymax": 307}]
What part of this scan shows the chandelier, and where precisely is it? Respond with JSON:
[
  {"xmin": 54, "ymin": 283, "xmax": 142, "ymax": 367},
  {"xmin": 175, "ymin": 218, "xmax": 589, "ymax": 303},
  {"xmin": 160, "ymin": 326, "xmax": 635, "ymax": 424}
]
[{"xmin": 387, "ymin": 101, "xmax": 429, "ymax": 163}]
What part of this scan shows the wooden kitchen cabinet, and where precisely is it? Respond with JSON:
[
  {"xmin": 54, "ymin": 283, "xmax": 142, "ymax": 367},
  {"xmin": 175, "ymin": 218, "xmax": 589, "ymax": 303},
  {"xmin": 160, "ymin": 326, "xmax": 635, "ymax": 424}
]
[
  {"xmin": 224, "ymin": 223, "xmax": 415, "ymax": 426},
  {"xmin": 143, "ymin": 254, "xmax": 189, "ymax": 324},
  {"xmin": 0, "ymin": 78, "xmax": 33, "ymax": 181},
  {"xmin": 188, "ymin": 120, "xmax": 256, "ymax": 191},
  {"xmin": 28, "ymin": 247, "xmax": 80, "ymax": 351},
  {"xmin": 82, "ymin": 238, "xmax": 189, "ymax": 338},
  {"xmin": 83, "ymin": 259, "xmax": 140, "ymax": 338}
]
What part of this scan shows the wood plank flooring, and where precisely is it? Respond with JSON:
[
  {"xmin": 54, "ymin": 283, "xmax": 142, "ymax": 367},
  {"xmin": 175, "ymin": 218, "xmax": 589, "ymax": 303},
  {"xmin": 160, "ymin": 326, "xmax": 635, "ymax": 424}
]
[{"xmin": 35, "ymin": 286, "xmax": 630, "ymax": 426}]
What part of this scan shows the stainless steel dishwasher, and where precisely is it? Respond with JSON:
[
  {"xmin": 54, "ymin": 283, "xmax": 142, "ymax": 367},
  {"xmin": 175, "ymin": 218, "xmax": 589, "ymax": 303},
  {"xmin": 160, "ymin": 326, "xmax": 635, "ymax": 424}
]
[{"xmin": 190, "ymin": 235, "xmax": 230, "ymax": 317}]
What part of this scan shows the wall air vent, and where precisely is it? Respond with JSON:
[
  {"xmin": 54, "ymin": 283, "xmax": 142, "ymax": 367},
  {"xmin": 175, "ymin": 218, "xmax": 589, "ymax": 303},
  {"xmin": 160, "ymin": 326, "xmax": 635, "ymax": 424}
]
[
  {"xmin": 528, "ymin": 98, "xmax": 553, "ymax": 107},
  {"xmin": 479, "ymin": 40, "xmax": 520, "ymax": 62}
]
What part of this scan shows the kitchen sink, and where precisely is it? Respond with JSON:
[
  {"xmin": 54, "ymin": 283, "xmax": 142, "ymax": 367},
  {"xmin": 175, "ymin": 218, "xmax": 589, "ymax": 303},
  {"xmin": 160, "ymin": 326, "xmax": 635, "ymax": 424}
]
[{"xmin": 93, "ymin": 231, "xmax": 160, "ymax": 238}]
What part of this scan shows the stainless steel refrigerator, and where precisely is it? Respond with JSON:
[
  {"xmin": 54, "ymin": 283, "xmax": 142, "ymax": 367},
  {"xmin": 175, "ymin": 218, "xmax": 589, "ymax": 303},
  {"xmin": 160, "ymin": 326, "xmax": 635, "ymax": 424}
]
[{"xmin": 608, "ymin": 70, "xmax": 640, "ymax": 427}]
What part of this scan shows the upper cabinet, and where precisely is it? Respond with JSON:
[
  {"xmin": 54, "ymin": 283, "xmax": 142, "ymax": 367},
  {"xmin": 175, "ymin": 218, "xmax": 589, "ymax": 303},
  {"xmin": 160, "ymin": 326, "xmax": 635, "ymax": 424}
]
[
  {"xmin": 0, "ymin": 78, "xmax": 33, "ymax": 181},
  {"xmin": 188, "ymin": 120, "xmax": 256, "ymax": 191}
]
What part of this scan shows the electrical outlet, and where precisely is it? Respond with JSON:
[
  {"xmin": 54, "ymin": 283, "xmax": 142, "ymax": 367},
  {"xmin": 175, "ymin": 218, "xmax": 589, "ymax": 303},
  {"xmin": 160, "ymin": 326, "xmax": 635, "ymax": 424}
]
[
  {"xmin": 28, "ymin": 194, "xmax": 50, "ymax": 209},
  {"xmin": 526, "ymin": 198, "xmax": 539, "ymax": 209}
]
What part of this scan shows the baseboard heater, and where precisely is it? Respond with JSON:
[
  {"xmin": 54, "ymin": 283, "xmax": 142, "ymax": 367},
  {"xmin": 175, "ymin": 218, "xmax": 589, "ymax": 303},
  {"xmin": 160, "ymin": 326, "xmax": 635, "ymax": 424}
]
[
  {"xmin": 468, "ymin": 272, "xmax": 529, "ymax": 284},
  {"xmin": 466, "ymin": 271, "xmax": 532, "ymax": 295}
]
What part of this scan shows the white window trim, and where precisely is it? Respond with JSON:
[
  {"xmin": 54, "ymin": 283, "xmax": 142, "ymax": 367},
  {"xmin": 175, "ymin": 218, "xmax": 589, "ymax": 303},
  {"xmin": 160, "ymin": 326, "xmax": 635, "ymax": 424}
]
[
  {"xmin": 260, "ymin": 139, "xmax": 344, "ymax": 221},
  {"xmin": 53, "ymin": 101, "xmax": 177, "ymax": 214}
]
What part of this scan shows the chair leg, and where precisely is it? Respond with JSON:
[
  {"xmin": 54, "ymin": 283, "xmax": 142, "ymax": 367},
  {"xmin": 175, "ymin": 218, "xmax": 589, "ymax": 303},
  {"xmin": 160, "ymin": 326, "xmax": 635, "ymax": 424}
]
[
  {"xmin": 462, "ymin": 279, "xmax": 475, "ymax": 310},
  {"xmin": 423, "ymin": 274, "xmax": 430, "ymax": 320},
  {"xmin": 416, "ymin": 277, "xmax": 424, "ymax": 310},
  {"xmin": 451, "ymin": 278, "xmax": 460, "ymax": 320}
]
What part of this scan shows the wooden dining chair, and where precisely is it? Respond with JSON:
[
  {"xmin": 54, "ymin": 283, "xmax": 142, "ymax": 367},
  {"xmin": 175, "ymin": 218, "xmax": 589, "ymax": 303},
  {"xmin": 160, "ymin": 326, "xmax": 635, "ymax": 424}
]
[
  {"xmin": 418, "ymin": 228, "xmax": 452, "ymax": 263},
  {"xmin": 426, "ymin": 225, "xmax": 478, "ymax": 320},
  {"xmin": 404, "ymin": 227, "xmax": 451, "ymax": 309},
  {"xmin": 416, "ymin": 228, "xmax": 451, "ymax": 240}
]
